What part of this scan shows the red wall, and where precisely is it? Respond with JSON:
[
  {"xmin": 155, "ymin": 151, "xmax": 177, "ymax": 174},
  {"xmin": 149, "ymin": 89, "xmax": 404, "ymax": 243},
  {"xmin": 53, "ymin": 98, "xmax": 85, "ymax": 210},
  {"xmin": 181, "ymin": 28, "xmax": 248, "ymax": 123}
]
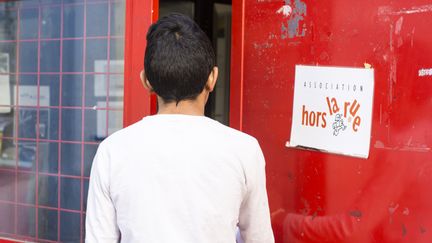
[
  {"xmin": 123, "ymin": 0, "xmax": 158, "ymax": 127},
  {"xmin": 231, "ymin": 0, "xmax": 432, "ymax": 242},
  {"xmin": 0, "ymin": 239, "xmax": 20, "ymax": 243}
]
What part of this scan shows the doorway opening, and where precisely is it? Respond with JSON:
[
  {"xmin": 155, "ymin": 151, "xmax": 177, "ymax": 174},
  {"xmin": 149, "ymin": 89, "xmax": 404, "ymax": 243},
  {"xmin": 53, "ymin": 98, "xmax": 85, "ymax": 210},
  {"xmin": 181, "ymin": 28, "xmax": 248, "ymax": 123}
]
[{"xmin": 159, "ymin": 0, "xmax": 232, "ymax": 125}]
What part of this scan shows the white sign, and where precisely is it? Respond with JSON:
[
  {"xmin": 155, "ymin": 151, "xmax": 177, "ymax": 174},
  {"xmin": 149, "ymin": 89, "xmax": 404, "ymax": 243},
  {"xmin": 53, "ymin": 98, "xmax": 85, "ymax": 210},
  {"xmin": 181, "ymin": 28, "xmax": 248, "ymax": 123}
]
[
  {"xmin": 96, "ymin": 101, "xmax": 123, "ymax": 139},
  {"xmin": 287, "ymin": 65, "xmax": 374, "ymax": 158},
  {"xmin": 94, "ymin": 60, "xmax": 124, "ymax": 97},
  {"xmin": 14, "ymin": 85, "xmax": 50, "ymax": 107},
  {"xmin": 0, "ymin": 53, "xmax": 11, "ymax": 113}
]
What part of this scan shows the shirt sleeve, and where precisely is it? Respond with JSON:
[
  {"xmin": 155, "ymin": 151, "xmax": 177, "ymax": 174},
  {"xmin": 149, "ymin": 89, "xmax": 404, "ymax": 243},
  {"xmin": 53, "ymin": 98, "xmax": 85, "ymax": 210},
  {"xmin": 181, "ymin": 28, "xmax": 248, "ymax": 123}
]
[
  {"xmin": 86, "ymin": 143, "xmax": 120, "ymax": 243},
  {"xmin": 238, "ymin": 142, "xmax": 275, "ymax": 243}
]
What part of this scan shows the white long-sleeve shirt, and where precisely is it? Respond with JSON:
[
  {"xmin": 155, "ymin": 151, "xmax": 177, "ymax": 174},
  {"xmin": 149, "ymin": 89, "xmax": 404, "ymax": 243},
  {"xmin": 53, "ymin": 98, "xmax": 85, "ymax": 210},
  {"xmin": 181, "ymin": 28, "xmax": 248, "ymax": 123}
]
[{"xmin": 86, "ymin": 114, "xmax": 274, "ymax": 243}]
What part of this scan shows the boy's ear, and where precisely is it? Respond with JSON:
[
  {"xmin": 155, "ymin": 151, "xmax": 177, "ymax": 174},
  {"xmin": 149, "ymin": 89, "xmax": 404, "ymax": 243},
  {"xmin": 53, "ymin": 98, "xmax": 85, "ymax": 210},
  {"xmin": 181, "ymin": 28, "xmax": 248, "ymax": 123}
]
[
  {"xmin": 206, "ymin": 67, "xmax": 218, "ymax": 92},
  {"xmin": 140, "ymin": 70, "xmax": 153, "ymax": 92}
]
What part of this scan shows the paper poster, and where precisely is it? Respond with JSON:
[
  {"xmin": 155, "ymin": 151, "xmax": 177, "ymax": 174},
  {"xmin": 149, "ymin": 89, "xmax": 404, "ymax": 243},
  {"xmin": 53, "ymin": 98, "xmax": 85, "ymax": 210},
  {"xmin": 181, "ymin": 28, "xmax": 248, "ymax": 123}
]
[
  {"xmin": 14, "ymin": 85, "xmax": 50, "ymax": 106},
  {"xmin": 287, "ymin": 65, "xmax": 374, "ymax": 158},
  {"xmin": 94, "ymin": 60, "xmax": 124, "ymax": 97},
  {"xmin": 96, "ymin": 101, "xmax": 122, "ymax": 139},
  {"xmin": 12, "ymin": 85, "xmax": 50, "ymax": 142},
  {"xmin": 0, "ymin": 53, "xmax": 11, "ymax": 113}
]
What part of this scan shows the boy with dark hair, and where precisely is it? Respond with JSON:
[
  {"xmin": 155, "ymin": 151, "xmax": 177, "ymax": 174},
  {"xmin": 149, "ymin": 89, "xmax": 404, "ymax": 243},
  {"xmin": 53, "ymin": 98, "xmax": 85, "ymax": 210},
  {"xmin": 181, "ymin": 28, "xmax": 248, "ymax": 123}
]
[{"xmin": 86, "ymin": 13, "xmax": 274, "ymax": 243}]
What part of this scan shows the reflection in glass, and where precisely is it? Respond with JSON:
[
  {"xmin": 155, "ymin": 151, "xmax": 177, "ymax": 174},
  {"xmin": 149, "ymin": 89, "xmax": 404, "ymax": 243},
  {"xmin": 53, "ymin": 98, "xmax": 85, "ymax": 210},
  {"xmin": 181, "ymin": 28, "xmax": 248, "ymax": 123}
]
[
  {"xmin": 38, "ymin": 175, "xmax": 58, "ymax": 207},
  {"xmin": 0, "ymin": 170, "xmax": 15, "ymax": 201},
  {"xmin": 44, "ymin": 108, "xmax": 59, "ymax": 140},
  {"xmin": 0, "ymin": 0, "xmax": 126, "ymax": 241},
  {"xmin": 110, "ymin": 38, "xmax": 125, "ymax": 64},
  {"xmin": 63, "ymin": 4, "xmax": 84, "ymax": 38},
  {"xmin": 0, "ymin": 203, "xmax": 15, "ymax": 234},
  {"xmin": 19, "ymin": 41, "xmax": 38, "ymax": 73},
  {"xmin": 17, "ymin": 206, "xmax": 36, "ymax": 237},
  {"xmin": 40, "ymin": 40, "xmax": 61, "ymax": 72},
  {"xmin": 0, "ymin": 137, "xmax": 15, "ymax": 166},
  {"xmin": 38, "ymin": 142, "xmax": 58, "ymax": 173},
  {"xmin": 0, "ymin": 43, "xmax": 16, "ymax": 73},
  {"xmin": 61, "ymin": 108, "xmax": 82, "ymax": 141},
  {"xmin": 83, "ymin": 179, "xmax": 89, "ymax": 211},
  {"xmin": 86, "ymin": 3, "xmax": 108, "ymax": 37},
  {"xmin": 40, "ymin": 75, "xmax": 60, "ymax": 107},
  {"xmin": 38, "ymin": 208, "xmax": 58, "ymax": 241},
  {"xmin": 0, "ymin": 7, "xmax": 17, "ymax": 41},
  {"xmin": 16, "ymin": 107, "xmax": 59, "ymax": 141},
  {"xmin": 17, "ymin": 140, "xmax": 37, "ymax": 171},
  {"xmin": 41, "ymin": 5, "xmax": 61, "ymax": 39},
  {"xmin": 62, "ymin": 40, "xmax": 83, "ymax": 72},
  {"xmin": 109, "ymin": 74, "xmax": 124, "ymax": 109},
  {"xmin": 60, "ymin": 142, "xmax": 81, "ymax": 176},
  {"xmin": 83, "ymin": 144, "xmax": 98, "ymax": 176},
  {"xmin": 60, "ymin": 211, "xmax": 81, "ymax": 242},
  {"xmin": 86, "ymin": 39, "xmax": 108, "ymax": 72},
  {"xmin": 60, "ymin": 177, "xmax": 81, "ymax": 210},
  {"xmin": 18, "ymin": 108, "xmax": 37, "ymax": 139},
  {"xmin": 62, "ymin": 74, "xmax": 83, "ymax": 107},
  {"xmin": 111, "ymin": 2, "xmax": 125, "ymax": 36},
  {"xmin": 17, "ymin": 172, "xmax": 35, "ymax": 204},
  {"xmin": 17, "ymin": 75, "xmax": 37, "ymax": 106},
  {"xmin": 84, "ymin": 109, "xmax": 106, "ymax": 141},
  {"xmin": 20, "ymin": 8, "xmax": 38, "ymax": 40},
  {"xmin": 85, "ymin": 74, "xmax": 108, "ymax": 108},
  {"xmin": 108, "ymin": 109, "xmax": 123, "ymax": 136}
]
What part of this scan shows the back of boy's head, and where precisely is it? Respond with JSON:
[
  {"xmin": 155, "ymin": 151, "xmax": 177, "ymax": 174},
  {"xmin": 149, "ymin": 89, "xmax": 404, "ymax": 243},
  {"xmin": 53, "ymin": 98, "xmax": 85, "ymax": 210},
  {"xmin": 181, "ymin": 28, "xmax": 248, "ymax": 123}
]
[{"xmin": 144, "ymin": 13, "xmax": 216, "ymax": 103}]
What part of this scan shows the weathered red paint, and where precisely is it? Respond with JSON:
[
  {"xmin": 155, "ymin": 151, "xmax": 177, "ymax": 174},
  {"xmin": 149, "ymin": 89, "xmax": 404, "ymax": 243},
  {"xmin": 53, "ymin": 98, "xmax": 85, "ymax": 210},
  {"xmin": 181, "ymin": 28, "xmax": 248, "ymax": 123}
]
[
  {"xmin": 229, "ymin": 0, "xmax": 246, "ymax": 130},
  {"xmin": 230, "ymin": 0, "xmax": 432, "ymax": 242},
  {"xmin": 0, "ymin": 239, "xmax": 20, "ymax": 243},
  {"xmin": 123, "ymin": 0, "xmax": 158, "ymax": 127}
]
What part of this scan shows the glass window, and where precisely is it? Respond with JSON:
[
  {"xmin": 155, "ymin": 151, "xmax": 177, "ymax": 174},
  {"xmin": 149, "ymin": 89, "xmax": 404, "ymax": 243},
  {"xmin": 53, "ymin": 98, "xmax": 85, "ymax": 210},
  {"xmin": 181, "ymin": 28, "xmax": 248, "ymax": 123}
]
[
  {"xmin": 0, "ymin": 7, "xmax": 17, "ymax": 41},
  {"xmin": 44, "ymin": 108, "xmax": 60, "ymax": 140},
  {"xmin": 17, "ymin": 172, "xmax": 36, "ymax": 204},
  {"xmin": 38, "ymin": 208, "xmax": 58, "ymax": 241},
  {"xmin": 0, "ymin": 203, "xmax": 15, "ymax": 234},
  {"xmin": 60, "ymin": 211, "xmax": 81, "ymax": 242},
  {"xmin": 60, "ymin": 177, "xmax": 81, "ymax": 210},
  {"xmin": 0, "ymin": 1, "xmax": 125, "ymax": 241},
  {"xmin": 60, "ymin": 142, "xmax": 82, "ymax": 176},
  {"xmin": 61, "ymin": 108, "xmax": 82, "ymax": 141},
  {"xmin": 83, "ymin": 144, "xmax": 97, "ymax": 176},
  {"xmin": 17, "ymin": 206, "xmax": 36, "ymax": 237},
  {"xmin": 38, "ymin": 175, "xmax": 58, "ymax": 207},
  {"xmin": 0, "ymin": 171, "xmax": 15, "ymax": 201},
  {"xmin": 86, "ymin": 39, "xmax": 108, "ymax": 72},
  {"xmin": 18, "ymin": 108, "xmax": 38, "ymax": 139},
  {"xmin": 38, "ymin": 142, "xmax": 59, "ymax": 173},
  {"xmin": 62, "ymin": 39, "xmax": 83, "ymax": 72},
  {"xmin": 85, "ymin": 74, "xmax": 108, "ymax": 108},
  {"xmin": 19, "ymin": 41, "xmax": 38, "ymax": 73},
  {"xmin": 84, "ymin": 109, "xmax": 106, "ymax": 141},
  {"xmin": 20, "ymin": 8, "xmax": 38, "ymax": 40},
  {"xmin": 111, "ymin": 2, "xmax": 125, "ymax": 36},
  {"xmin": 62, "ymin": 74, "xmax": 83, "ymax": 107},
  {"xmin": 40, "ymin": 74, "xmax": 60, "ymax": 107},
  {"xmin": 63, "ymin": 4, "xmax": 84, "ymax": 38},
  {"xmin": 41, "ymin": 5, "xmax": 61, "ymax": 39},
  {"xmin": 86, "ymin": 3, "xmax": 108, "ymax": 37},
  {"xmin": 40, "ymin": 40, "xmax": 61, "ymax": 72}
]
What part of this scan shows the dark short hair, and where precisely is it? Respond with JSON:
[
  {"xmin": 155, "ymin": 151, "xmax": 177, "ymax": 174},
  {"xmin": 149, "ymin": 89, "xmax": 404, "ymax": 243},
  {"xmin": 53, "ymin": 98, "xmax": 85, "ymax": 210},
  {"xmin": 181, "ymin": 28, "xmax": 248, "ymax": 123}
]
[{"xmin": 144, "ymin": 13, "xmax": 216, "ymax": 103}]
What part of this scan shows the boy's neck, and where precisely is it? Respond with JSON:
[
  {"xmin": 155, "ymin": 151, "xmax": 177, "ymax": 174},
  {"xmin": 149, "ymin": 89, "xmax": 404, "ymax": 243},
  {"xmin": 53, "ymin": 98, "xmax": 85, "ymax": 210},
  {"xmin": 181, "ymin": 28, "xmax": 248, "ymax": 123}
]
[{"xmin": 156, "ymin": 96, "xmax": 206, "ymax": 116}]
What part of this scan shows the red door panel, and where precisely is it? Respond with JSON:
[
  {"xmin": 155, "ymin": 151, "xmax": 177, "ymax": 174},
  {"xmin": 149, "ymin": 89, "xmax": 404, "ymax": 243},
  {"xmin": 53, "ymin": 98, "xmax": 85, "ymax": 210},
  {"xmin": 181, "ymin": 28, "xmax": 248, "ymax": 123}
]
[{"xmin": 231, "ymin": 0, "xmax": 432, "ymax": 242}]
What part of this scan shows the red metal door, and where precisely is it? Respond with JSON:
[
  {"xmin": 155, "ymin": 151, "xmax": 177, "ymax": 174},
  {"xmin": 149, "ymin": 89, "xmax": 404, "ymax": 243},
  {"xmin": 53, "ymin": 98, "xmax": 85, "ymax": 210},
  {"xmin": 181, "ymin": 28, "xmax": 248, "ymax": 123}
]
[
  {"xmin": 230, "ymin": 0, "xmax": 432, "ymax": 242},
  {"xmin": 123, "ymin": 0, "xmax": 158, "ymax": 126}
]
